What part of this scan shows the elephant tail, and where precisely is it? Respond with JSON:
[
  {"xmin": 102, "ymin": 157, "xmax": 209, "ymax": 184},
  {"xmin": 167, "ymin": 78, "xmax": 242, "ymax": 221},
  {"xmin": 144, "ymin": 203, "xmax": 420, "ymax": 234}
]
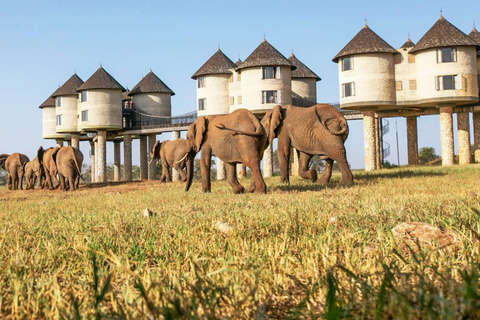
[
  {"xmin": 71, "ymin": 149, "xmax": 82, "ymax": 180},
  {"xmin": 215, "ymin": 124, "xmax": 264, "ymax": 137}
]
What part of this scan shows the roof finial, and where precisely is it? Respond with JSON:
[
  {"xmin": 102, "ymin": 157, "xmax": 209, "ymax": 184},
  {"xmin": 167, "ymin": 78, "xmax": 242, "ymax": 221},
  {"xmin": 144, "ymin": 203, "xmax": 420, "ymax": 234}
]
[
  {"xmin": 218, "ymin": 43, "xmax": 220, "ymax": 50},
  {"xmin": 263, "ymin": 33, "xmax": 266, "ymax": 42},
  {"xmin": 473, "ymin": 21, "xmax": 477, "ymax": 32},
  {"xmin": 439, "ymin": 9, "xmax": 444, "ymax": 20},
  {"xmin": 364, "ymin": 18, "xmax": 368, "ymax": 28}
]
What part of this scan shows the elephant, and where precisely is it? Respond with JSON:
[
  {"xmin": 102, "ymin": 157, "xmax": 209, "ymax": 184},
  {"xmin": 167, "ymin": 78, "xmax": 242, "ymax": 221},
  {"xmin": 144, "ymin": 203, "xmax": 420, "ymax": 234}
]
[
  {"xmin": 149, "ymin": 138, "xmax": 195, "ymax": 188},
  {"xmin": 0, "ymin": 153, "xmax": 30, "ymax": 190},
  {"xmin": 42, "ymin": 147, "xmax": 61, "ymax": 190},
  {"xmin": 186, "ymin": 108, "xmax": 267, "ymax": 194},
  {"xmin": 25, "ymin": 147, "xmax": 45, "ymax": 190},
  {"xmin": 261, "ymin": 104, "xmax": 353, "ymax": 185},
  {"xmin": 54, "ymin": 146, "xmax": 83, "ymax": 191}
]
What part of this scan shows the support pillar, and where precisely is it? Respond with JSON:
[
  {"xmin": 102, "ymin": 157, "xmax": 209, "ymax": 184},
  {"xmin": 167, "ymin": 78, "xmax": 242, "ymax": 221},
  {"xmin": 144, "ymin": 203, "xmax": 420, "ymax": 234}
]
[
  {"xmin": 237, "ymin": 164, "xmax": 246, "ymax": 179},
  {"xmin": 406, "ymin": 116, "xmax": 418, "ymax": 165},
  {"xmin": 171, "ymin": 131, "xmax": 181, "ymax": 181},
  {"xmin": 291, "ymin": 148, "xmax": 299, "ymax": 176},
  {"xmin": 148, "ymin": 134, "xmax": 157, "ymax": 180},
  {"xmin": 140, "ymin": 136, "xmax": 148, "ymax": 180},
  {"xmin": 94, "ymin": 139, "xmax": 99, "ymax": 182},
  {"xmin": 474, "ymin": 112, "xmax": 480, "ymax": 163},
  {"xmin": 216, "ymin": 158, "xmax": 226, "ymax": 180},
  {"xmin": 124, "ymin": 134, "xmax": 132, "ymax": 181},
  {"xmin": 263, "ymin": 143, "xmax": 273, "ymax": 177},
  {"xmin": 363, "ymin": 111, "xmax": 376, "ymax": 171},
  {"xmin": 113, "ymin": 141, "xmax": 121, "ymax": 182},
  {"xmin": 90, "ymin": 140, "xmax": 95, "ymax": 184},
  {"xmin": 97, "ymin": 130, "xmax": 107, "ymax": 183},
  {"xmin": 55, "ymin": 139, "xmax": 64, "ymax": 148},
  {"xmin": 375, "ymin": 117, "xmax": 380, "ymax": 170},
  {"xmin": 439, "ymin": 106, "xmax": 454, "ymax": 166},
  {"xmin": 457, "ymin": 112, "xmax": 471, "ymax": 165},
  {"xmin": 71, "ymin": 133, "xmax": 80, "ymax": 149}
]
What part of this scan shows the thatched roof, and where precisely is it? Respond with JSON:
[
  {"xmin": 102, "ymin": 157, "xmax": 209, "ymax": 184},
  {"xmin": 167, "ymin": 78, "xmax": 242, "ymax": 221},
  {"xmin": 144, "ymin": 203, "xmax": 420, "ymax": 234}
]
[
  {"xmin": 333, "ymin": 24, "xmax": 397, "ymax": 62},
  {"xmin": 235, "ymin": 58, "xmax": 242, "ymax": 65},
  {"xmin": 288, "ymin": 53, "xmax": 321, "ymax": 81},
  {"xmin": 410, "ymin": 16, "xmax": 478, "ymax": 53},
  {"xmin": 51, "ymin": 74, "xmax": 84, "ymax": 98},
  {"xmin": 122, "ymin": 89, "xmax": 131, "ymax": 101},
  {"xmin": 191, "ymin": 49, "xmax": 237, "ymax": 79},
  {"xmin": 39, "ymin": 94, "xmax": 55, "ymax": 109},
  {"xmin": 77, "ymin": 67, "xmax": 126, "ymax": 92},
  {"xmin": 129, "ymin": 71, "xmax": 175, "ymax": 96},
  {"xmin": 236, "ymin": 39, "xmax": 295, "ymax": 70},
  {"xmin": 400, "ymin": 36, "xmax": 415, "ymax": 49},
  {"xmin": 468, "ymin": 26, "xmax": 480, "ymax": 56}
]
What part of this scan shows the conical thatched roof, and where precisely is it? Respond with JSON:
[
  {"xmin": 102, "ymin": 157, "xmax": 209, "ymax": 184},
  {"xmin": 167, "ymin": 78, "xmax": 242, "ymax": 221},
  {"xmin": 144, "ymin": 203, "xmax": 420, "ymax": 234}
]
[
  {"xmin": 410, "ymin": 16, "xmax": 478, "ymax": 53},
  {"xmin": 236, "ymin": 39, "xmax": 295, "ymax": 70},
  {"xmin": 77, "ymin": 67, "xmax": 126, "ymax": 92},
  {"xmin": 288, "ymin": 53, "xmax": 321, "ymax": 81},
  {"xmin": 122, "ymin": 89, "xmax": 131, "ymax": 101},
  {"xmin": 39, "ymin": 94, "xmax": 55, "ymax": 109},
  {"xmin": 468, "ymin": 26, "xmax": 480, "ymax": 56},
  {"xmin": 333, "ymin": 24, "xmax": 397, "ymax": 62},
  {"xmin": 129, "ymin": 71, "xmax": 175, "ymax": 96},
  {"xmin": 51, "ymin": 74, "xmax": 84, "ymax": 97},
  {"xmin": 191, "ymin": 49, "xmax": 237, "ymax": 79},
  {"xmin": 400, "ymin": 36, "xmax": 415, "ymax": 49}
]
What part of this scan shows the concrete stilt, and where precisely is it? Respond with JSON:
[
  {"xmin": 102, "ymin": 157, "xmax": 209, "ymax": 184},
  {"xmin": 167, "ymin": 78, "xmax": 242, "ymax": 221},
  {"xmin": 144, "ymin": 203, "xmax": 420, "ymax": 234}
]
[
  {"xmin": 237, "ymin": 164, "xmax": 246, "ymax": 179},
  {"xmin": 291, "ymin": 148, "xmax": 298, "ymax": 176},
  {"xmin": 363, "ymin": 111, "xmax": 376, "ymax": 171},
  {"xmin": 263, "ymin": 143, "xmax": 273, "ymax": 177},
  {"xmin": 439, "ymin": 106, "xmax": 454, "ymax": 166},
  {"xmin": 90, "ymin": 140, "xmax": 95, "ymax": 184},
  {"xmin": 97, "ymin": 130, "xmax": 107, "ymax": 183},
  {"xmin": 171, "ymin": 131, "xmax": 181, "ymax": 181},
  {"xmin": 148, "ymin": 134, "xmax": 157, "ymax": 180},
  {"xmin": 474, "ymin": 112, "xmax": 480, "ymax": 163},
  {"xmin": 140, "ymin": 136, "xmax": 148, "ymax": 180},
  {"xmin": 216, "ymin": 158, "xmax": 226, "ymax": 180},
  {"xmin": 114, "ymin": 141, "xmax": 121, "ymax": 182},
  {"xmin": 406, "ymin": 116, "xmax": 418, "ymax": 165},
  {"xmin": 124, "ymin": 134, "xmax": 132, "ymax": 181},
  {"xmin": 55, "ymin": 139, "xmax": 64, "ymax": 148},
  {"xmin": 375, "ymin": 117, "xmax": 380, "ymax": 170},
  {"xmin": 457, "ymin": 112, "xmax": 471, "ymax": 165},
  {"xmin": 94, "ymin": 139, "xmax": 99, "ymax": 182},
  {"xmin": 71, "ymin": 133, "xmax": 80, "ymax": 149}
]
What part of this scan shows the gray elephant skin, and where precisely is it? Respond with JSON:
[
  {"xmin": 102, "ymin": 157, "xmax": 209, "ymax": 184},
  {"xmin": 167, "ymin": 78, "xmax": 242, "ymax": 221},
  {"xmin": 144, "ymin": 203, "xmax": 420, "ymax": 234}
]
[
  {"xmin": 261, "ymin": 104, "xmax": 353, "ymax": 185},
  {"xmin": 25, "ymin": 147, "xmax": 45, "ymax": 190},
  {"xmin": 0, "ymin": 153, "xmax": 30, "ymax": 190},
  {"xmin": 186, "ymin": 108, "xmax": 267, "ymax": 194}
]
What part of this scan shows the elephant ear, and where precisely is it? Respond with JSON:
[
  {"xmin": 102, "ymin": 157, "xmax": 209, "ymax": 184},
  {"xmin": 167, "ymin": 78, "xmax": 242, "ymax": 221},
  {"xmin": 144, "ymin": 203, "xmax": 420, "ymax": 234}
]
[
  {"xmin": 315, "ymin": 104, "xmax": 348, "ymax": 135},
  {"xmin": 0, "ymin": 154, "xmax": 9, "ymax": 170},
  {"xmin": 150, "ymin": 140, "xmax": 161, "ymax": 159},
  {"xmin": 37, "ymin": 146, "xmax": 45, "ymax": 165},
  {"xmin": 264, "ymin": 105, "xmax": 282, "ymax": 145},
  {"xmin": 187, "ymin": 117, "xmax": 207, "ymax": 152}
]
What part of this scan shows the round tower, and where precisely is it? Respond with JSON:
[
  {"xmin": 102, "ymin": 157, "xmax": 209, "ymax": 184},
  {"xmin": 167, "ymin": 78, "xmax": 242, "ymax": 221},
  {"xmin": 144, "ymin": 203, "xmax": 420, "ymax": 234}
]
[
  {"xmin": 51, "ymin": 74, "xmax": 84, "ymax": 133},
  {"xmin": 39, "ymin": 94, "xmax": 70, "ymax": 140},
  {"xmin": 128, "ymin": 70, "xmax": 174, "ymax": 117},
  {"xmin": 235, "ymin": 39, "xmax": 294, "ymax": 114},
  {"xmin": 333, "ymin": 23, "xmax": 397, "ymax": 110},
  {"xmin": 77, "ymin": 67, "xmax": 125, "ymax": 131},
  {"xmin": 288, "ymin": 53, "xmax": 321, "ymax": 107},
  {"xmin": 192, "ymin": 49, "xmax": 237, "ymax": 116}
]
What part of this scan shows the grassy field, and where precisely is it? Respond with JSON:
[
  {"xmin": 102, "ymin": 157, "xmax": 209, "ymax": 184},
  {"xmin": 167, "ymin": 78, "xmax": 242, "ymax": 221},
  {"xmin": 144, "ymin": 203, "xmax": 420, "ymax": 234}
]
[{"xmin": 0, "ymin": 165, "xmax": 479, "ymax": 319}]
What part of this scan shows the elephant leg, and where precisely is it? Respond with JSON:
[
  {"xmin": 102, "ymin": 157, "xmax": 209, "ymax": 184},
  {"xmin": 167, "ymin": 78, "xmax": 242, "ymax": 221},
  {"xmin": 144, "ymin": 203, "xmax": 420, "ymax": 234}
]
[
  {"xmin": 45, "ymin": 171, "xmax": 54, "ymax": 190},
  {"xmin": 68, "ymin": 176, "xmax": 76, "ymax": 191},
  {"xmin": 330, "ymin": 148, "xmax": 353, "ymax": 185},
  {"xmin": 51, "ymin": 170, "xmax": 60, "ymax": 189},
  {"xmin": 59, "ymin": 175, "xmax": 66, "ymax": 191},
  {"xmin": 173, "ymin": 163, "xmax": 187, "ymax": 182},
  {"xmin": 298, "ymin": 152, "xmax": 317, "ymax": 182},
  {"xmin": 225, "ymin": 162, "xmax": 245, "ymax": 194},
  {"xmin": 162, "ymin": 160, "xmax": 172, "ymax": 182},
  {"xmin": 277, "ymin": 138, "xmax": 291, "ymax": 184},
  {"xmin": 244, "ymin": 157, "xmax": 267, "ymax": 194},
  {"xmin": 19, "ymin": 172, "xmax": 25, "ymax": 190},
  {"xmin": 319, "ymin": 159, "xmax": 333, "ymax": 184},
  {"xmin": 200, "ymin": 147, "xmax": 212, "ymax": 193}
]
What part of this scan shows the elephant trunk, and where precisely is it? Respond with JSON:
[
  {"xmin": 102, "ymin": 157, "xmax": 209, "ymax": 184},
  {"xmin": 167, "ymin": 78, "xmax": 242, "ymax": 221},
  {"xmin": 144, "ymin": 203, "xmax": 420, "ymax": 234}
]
[{"xmin": 184, "ymin": 151, "xmax": 195, "ymax": 192}]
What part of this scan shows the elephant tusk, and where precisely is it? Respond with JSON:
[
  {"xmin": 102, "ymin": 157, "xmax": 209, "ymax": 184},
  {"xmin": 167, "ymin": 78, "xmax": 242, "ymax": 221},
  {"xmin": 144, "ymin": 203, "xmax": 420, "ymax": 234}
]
[
  {"xmin": 148, "ymin": 158, "xmax": 155, "ymax": 166},
  {"xmin": 176, "ymin": 152, "xmax": 188, "ymax": 164}
]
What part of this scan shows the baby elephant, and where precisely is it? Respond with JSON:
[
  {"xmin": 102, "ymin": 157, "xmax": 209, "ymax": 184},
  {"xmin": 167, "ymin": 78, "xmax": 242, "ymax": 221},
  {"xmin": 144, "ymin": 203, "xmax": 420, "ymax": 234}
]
[{"xmin": 149, "ymin": 139, "xmax": 195, "ymax": 187}]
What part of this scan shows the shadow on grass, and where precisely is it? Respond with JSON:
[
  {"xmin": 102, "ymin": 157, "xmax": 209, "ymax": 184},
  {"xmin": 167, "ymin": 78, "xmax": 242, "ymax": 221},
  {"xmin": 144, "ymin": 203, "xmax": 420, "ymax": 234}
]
[{"xmin": 81, "ymin": 180, "xmax": 148, "ymax": 189}]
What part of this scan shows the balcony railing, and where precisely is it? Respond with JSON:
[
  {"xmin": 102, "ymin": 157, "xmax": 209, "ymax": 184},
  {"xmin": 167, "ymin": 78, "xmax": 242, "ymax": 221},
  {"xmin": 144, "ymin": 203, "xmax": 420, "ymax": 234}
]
[{"xmin": 123, "ymin": 105, "xmax": 197, "ymax": 130}]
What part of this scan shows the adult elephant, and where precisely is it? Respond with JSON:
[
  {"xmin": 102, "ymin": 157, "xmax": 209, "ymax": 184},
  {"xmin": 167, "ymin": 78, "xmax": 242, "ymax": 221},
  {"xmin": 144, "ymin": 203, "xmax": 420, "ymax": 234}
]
[
  {"xmin": 0, "ymin": 153, "xmax": 30, "ymax": 190},
  {"xmin": 261, "ymin": 104, "xmax": 353, "ymax": 185},
  {"xmin": 25, "ymin": 147, "xmax": 45, "ymax": 190},
  {"xmin": 42, "ymin": 147, "xmax": 61, "ymax": 190},
  {"xmin": 149, "ymin": 138, "xmax": 195, "ymax": 188},
  {"xmin": 55, "ymin": 146, "xmax": 83, "ymax": 191},
  {"xmin": 186, "ymin": 108, "xmax": 267, "ymax": 194}
]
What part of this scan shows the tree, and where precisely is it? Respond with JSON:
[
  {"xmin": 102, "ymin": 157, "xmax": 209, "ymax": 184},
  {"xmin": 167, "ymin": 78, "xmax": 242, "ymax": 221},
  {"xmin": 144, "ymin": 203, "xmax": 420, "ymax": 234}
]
[
  {"xmin": 0, "ymin": 168, "xmax": 6, "ymax": 186},
  {"xmin": 418, "ymin": 147, "xmax": 439, "ymax": 165}
]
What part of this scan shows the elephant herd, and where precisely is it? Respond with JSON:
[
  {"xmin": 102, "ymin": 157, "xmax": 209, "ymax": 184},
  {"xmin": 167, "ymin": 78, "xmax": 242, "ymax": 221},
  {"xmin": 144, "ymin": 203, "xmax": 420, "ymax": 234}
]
[
  {"xmin": 0, "ymin": 146, "xmax": 83, "ymax": 192},
  {"xmin": 1, "ymin": 104, "xmax": 353, "ymax": 194}
]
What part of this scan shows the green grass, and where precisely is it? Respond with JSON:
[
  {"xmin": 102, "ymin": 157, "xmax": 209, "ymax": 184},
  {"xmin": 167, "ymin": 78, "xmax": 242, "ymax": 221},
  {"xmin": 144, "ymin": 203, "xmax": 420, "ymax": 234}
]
[{"xmin": 0, "ymin": 165, "xmax": 479, "ymax": 318}]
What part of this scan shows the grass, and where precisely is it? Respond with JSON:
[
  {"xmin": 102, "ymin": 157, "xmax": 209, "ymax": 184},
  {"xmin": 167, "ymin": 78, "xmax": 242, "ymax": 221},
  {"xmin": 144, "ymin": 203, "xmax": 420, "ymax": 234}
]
[{"xmin": 0, "ymin": 165, "xmax": 479, "ymax": 318}]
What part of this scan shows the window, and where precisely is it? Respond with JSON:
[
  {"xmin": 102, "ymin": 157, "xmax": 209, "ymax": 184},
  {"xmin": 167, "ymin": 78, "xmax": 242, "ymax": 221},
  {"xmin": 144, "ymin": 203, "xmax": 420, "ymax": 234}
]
[
  {"xmin": 409, "ymin": 80, "xmax": 416, "ymax": 90},
  {"xmin": 81, "ymin": 91, "xmax": 88, "ymax": 102},
  {"xmin": 262, "ymin": 90, "xmax": 280, "ymax": 104},
  {"xmin": 437, "ymin": 48, "xmax": 457, "ymax": 63},
  {"xmin": 396, "ymin": 81, "xmax": 403, "ymax": 91},
  {"xmin": 198, "ymin": 98, "xmax": 206, "ymax": 110},
  {"xmin": 56, "ymin": 97, "xmax": 61, "ymax": 107},
  {"xmin": 408, "ymin": 54, "xmax": 415, "ymax": 63},
  {"xmin": 229, "ymin": 75, "xmax": 233, "ymax": 82},
  {"xmin": 342, "ymin": 82, "xmax": 355, "ymax": 97},
  {"xmin": 436, "ymin": 75, "xmax": 460, "ymax": 90},
  {"xmin": 56, "ymin": 115, "xmax": 62, "ymax": 126},
  {"xmin": 230, "ymin": 97, "xmax": 234, "ymax": 105},
  {"xmin": 238, "ymin": 96, "xmax": 242, "ymax": 104},
  {"xmin": 262, "ymin": 66, "xmax": 280, "ymax": 79},
  {"xmin": 81, "ymin": 110, "xmax": 88, "ymax": 122},
  {"xmin": 394, "ymin": 54, "xmax": 402, "ymax": 64},
  {"xmin": 197, "ymin": 76, "xmax": 205, "ymax": 88},
  {"xmin": 342, "ymin": 57, "xmax": 353, "ymax": 71},
  {"xmin": 237, "ymin": 72, "xmax": 241, "ymax": 81}
]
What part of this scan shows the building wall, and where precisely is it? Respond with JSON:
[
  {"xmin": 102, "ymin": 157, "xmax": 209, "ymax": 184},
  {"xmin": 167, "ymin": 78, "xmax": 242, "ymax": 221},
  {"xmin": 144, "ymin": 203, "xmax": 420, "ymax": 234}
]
[
  {"xmin": 414, "ymin": 47, "xmax": 478, "ymax": 105},
  {"xmin": 78, "ymin": 89, "xmax": 123, "ymax": 131},
  {"xmin": 291, "ymin": 78, "xmax": 317, "ymax": 103},
  {"xmin": 228, "ymin": 69, "xmax": 242, "ymax": 112},
  {"xmin": 394, "ymin": 48, "xmax": 418, "ymax": 104},
  {"xmin": 232, "ymin": 65, "xmax": 292, "ymax": 113},
  {"xmin": 197, "ymin": 74, "xmax": 230, "ymax": 116},
  {"xmin": 42, "ymin": 106, "xmax": 70, "ymax": 139},
  {"xmin": 55, "ymin": 95, "xmax": 78, "ymax": 133},
  {"xmin": 132, "ymin": 93, "xmax": 171, "ymax": 116},
  {"xmin": 338, "ymin": 53, "xmax": 396, "ymax": 109}
]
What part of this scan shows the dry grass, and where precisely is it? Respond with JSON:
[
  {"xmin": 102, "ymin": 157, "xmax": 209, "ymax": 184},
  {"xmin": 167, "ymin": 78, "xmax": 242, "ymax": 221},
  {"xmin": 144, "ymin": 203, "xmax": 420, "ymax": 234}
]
[{"xmin": 0, "ymin": 165, "xmax": 479, "ymax": 319}]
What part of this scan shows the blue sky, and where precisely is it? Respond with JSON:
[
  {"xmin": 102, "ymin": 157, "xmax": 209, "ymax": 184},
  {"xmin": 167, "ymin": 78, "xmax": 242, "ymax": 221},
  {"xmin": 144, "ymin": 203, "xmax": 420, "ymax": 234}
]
[{"xmin": 1, "ymin": 0, "xmax": 479, "ymax": 169}]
